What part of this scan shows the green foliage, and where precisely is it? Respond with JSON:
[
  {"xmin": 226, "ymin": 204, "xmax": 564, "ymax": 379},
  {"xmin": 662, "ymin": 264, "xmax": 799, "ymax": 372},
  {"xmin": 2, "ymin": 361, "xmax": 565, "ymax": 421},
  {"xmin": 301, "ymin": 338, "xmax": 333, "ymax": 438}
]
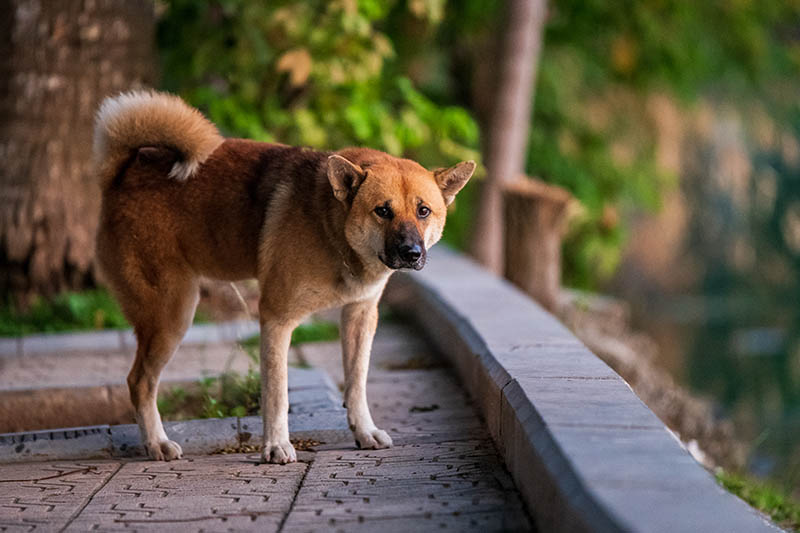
[
  {"xmin": 203, "ymin": 370, "xmax": 261, "ymax": 419},
  {"xmin": 158, "ymin": 371, "xmax": 260, "ymax": 420},
  {"xmin": 0, "ymin": 289, "xmax": 129, "ymax": 336},
  {"xmin": 545, "ymin": 1, "xmax": 800, "ymax": 100},
  {"xmin": 0, "ymin": 289, "xmax": 210, "ymax": 337},
  {"xmin": 717, "ymin": 469, "xmax": 800, "ymax": 531},
  {"xmin": 157, "ymin": 0, "xmax": 479, "ymax": 167},
  {"xmin": 156, "ymin": 0, "xmax": 800, "ymax": 288},
  {"xmin": 520, "ymin": 0, "xmax": 799, "ymax": 287}
]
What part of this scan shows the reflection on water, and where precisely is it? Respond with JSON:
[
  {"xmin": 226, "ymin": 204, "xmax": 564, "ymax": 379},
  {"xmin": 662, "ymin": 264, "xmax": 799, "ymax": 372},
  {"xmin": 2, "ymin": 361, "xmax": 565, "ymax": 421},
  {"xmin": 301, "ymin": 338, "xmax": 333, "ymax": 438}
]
[
  {"xmin": 654, "ymin": 293, "xmax": 800, "ymax": 485},
  {"xmin": 623, "ymin": 114, "xmax": 800, "ymax": 489}
]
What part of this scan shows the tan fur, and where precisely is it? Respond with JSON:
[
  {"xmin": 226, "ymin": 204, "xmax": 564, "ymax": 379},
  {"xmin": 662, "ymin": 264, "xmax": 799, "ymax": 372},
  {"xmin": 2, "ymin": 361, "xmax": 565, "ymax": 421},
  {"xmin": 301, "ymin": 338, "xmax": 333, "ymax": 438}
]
[
  {"xmin": 93, "ymin": 91, "xmax": 474, "ymax": 463},
  {"xmin": 93, "ymin": 90, "xmax": 223, "ymax": 188}
]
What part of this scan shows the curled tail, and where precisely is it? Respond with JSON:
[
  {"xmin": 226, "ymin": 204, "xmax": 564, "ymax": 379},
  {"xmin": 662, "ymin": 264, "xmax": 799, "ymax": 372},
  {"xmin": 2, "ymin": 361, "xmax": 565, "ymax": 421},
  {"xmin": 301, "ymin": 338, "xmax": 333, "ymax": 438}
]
[{"xmin": 93, "ymin": 90, "xmax": 223, "ymax": 190}]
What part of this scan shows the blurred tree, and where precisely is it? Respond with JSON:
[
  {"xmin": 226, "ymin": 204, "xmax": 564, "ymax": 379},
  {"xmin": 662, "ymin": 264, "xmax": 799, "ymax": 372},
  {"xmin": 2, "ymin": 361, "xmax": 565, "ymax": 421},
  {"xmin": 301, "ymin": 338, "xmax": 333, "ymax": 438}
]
[
  {"xmin": 0, "ymin": 0, "xmax": 156, "ymax": 302},
  {"xmin": 156, "ymin": 0, "xmax": 800, "ymax": 290},
  {"xmin": 469, "ymin": 0, "xmax": 547, "ymax": 274},
  {"xmin": 432, "ymin": 0, "xmax": 800, "ymax": 288},
  {"xmin": 524, "ymin": 0, "xmax": 800, "ymax": 287},
  {"xmin": 157, "ymin": 0, "xmax": 479, "ymax": 169}
]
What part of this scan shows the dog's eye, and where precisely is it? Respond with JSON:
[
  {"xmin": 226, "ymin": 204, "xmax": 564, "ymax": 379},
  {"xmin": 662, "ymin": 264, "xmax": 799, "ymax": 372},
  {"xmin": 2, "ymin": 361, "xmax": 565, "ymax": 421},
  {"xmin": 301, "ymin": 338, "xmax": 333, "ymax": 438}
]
[
  {"xmin": 374, "ymin": 205, "xmax": 393, "ymax": 219},
  {"xmin": 417, "ymin": 205, "xmax": 431, "ymax": 219}
]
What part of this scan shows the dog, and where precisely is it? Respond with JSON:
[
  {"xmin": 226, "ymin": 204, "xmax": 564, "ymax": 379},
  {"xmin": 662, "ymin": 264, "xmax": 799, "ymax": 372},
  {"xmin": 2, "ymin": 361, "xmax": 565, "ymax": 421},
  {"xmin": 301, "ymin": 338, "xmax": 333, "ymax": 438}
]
[{"xmin": 92, "ymin": 91, "xmax": 474, "ymax": 464}]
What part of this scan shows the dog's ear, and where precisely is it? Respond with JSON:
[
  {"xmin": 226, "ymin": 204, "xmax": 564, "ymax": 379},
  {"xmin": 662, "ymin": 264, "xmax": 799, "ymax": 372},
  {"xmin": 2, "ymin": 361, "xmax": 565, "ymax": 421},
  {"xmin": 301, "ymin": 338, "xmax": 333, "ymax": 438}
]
[
  {"xmin": 434, "ymin": 161, "xmax": 475, "ymax": 206},
  {"xmin": 327, "ymin": 155, "xmax": 367, "ymax": 204}
]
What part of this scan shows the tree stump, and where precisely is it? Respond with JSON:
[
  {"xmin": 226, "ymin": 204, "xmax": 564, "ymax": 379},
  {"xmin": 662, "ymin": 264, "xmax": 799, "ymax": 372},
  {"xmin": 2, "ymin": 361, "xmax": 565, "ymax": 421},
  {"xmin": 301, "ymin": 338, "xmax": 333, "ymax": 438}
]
[{"xmin": 503, "ymin": 178, "xmax": 572, "ymax": 312}]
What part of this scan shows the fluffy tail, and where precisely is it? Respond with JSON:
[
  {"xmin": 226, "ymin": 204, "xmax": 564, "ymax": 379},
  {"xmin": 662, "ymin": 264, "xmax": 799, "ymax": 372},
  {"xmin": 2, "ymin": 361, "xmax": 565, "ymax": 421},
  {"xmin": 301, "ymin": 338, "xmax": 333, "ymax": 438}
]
[{"xmin": 93, "ymin": 90, "xmax": 223, "ymax": 190}]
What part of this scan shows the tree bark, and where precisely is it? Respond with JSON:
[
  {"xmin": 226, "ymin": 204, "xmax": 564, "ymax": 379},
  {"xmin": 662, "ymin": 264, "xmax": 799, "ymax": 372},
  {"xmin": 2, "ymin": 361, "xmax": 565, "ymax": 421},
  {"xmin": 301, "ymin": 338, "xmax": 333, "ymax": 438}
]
[
  {"xmin": 503, "ymin": 178, "xmax": 571, "ymax": 312},
  {"xmin": 470, "ymin": 0, "xmax": 547, "ymax": 274},
  {"xmin": 0, "ymin": 0, "xmax": 156, "ymax": 302}
]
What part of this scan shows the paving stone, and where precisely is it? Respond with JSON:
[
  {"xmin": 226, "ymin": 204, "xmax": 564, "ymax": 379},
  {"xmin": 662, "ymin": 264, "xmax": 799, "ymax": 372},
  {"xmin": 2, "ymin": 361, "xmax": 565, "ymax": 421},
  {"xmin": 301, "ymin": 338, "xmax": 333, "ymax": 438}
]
[
  {"xmin": 0, "ymin": 460, "xmax": 120, "ymax": 531},
  {"xmin": 494, "ymin": 345, "xmax": 619, "ymax": 381},
  {"xmin": 0, "ymin": 338, "xmax": 21, "ymax": 358},
  {"xmin": 1, "ymin": 280, "xmax": 534, "ymax": 532},
  {"xmin": 400, "ymin": 247, "xmax": 782, "ymax": 532},
  {"xmin": 288, "ymin": 366, "xmax": 338, "ymax": 392},
  {"xmin": 181, "ymin": 323, "xmax": 225, "ymax": 345},
  {"xmin": 512, "ymin": 375, "xmax": 665, "ymax": 429},
  {"xmin": 166, "ymin": 418, "xmax": 240, "ymax": 455},
  {"xmin": 289, "ymin": 388, "xmax": 342, "ymax": 415},
  {"xmin": 21, "ymin": 330, "xmax": 123, "ymax": 357},
  {"xmin": 593, "ymin": 484, "xmax": 780, "ymax": 533},
  {"xmin": 298, "ymin": 342, "xmax": 344, "ymax": 386},
  {"xmin": 238, "ymin": 410, "xmax": 352, "ymax": 447},
  {"xmin": 63, "ymin": 455, "xmax": 306, "ymax": 532},
  {"xmin": 0, "ymin": 427, "xmax": 112, "ymax": 463},
  {"xmin": 551, "ymin": 425, "xmax": 709, "ymax": 488},
  {"xmin": 282, "ymin": 441, "xmax": 529, "ymax": 531},
  {"xmin": 216, "ymin": 319, "xmax": 260, "ymax": 343},
  {"xmin": 0, "ymin": 343, "xmax": 254, "ymax": 392}
]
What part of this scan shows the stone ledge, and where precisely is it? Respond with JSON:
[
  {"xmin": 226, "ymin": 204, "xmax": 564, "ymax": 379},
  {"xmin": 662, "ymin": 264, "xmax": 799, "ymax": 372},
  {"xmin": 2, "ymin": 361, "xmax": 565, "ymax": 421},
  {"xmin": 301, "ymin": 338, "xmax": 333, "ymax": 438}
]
[
  {"xmin": 390, "ymin": 247, "xmax": 778, "ymax": 533},
  {"xmin": 0, "ymin": 367, "xmax": 348, "ymax": 463},
  {"xmin": 0, "ymin": 320, "xmax": 259, "ymax": 358}
]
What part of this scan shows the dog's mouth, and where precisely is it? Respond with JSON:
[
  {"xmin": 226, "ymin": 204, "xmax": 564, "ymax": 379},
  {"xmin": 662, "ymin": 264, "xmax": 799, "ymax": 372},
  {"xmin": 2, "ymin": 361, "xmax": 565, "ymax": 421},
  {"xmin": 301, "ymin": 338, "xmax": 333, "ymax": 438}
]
[{"xmin": 379, "ymin": 252, "xmax": 426, "ymax": 271}]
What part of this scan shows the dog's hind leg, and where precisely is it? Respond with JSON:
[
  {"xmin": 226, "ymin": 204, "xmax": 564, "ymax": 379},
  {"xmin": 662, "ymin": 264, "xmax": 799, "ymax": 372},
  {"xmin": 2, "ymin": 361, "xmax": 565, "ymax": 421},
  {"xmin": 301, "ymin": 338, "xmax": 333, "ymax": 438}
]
[
  {"xmin": 126, "ymin": 278, "xmax": 199, "ymax": 461},
  {"xmin": 341, "ymin": 297, "xmax": 393, "ymax": 450}
]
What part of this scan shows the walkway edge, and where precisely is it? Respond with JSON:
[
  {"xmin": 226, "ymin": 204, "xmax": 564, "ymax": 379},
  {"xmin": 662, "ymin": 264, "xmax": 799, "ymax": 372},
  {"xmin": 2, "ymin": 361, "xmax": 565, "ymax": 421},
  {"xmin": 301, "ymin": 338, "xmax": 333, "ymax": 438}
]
[
  {"xmin": 0, "ymin": 367, "xmax": 350, "ymax": 463},
  {"xmin": 390, "ymin": 247, "xmax": 779, "ymax": 533},
  {"xmin": 0, "ymin": 319, "xmax": 260, "ymax": 358}
]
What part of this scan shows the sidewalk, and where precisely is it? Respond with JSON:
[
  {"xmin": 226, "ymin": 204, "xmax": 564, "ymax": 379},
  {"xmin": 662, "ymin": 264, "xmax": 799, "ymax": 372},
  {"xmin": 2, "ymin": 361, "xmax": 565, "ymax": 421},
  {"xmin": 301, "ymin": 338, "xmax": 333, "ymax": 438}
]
[
  {"xmin": 0, "ymin": 321, "xmax": 267, "ymax": 432},
  {"xmin": 0, "ymin": 320, "xmax": 532, "ymax": 532}
]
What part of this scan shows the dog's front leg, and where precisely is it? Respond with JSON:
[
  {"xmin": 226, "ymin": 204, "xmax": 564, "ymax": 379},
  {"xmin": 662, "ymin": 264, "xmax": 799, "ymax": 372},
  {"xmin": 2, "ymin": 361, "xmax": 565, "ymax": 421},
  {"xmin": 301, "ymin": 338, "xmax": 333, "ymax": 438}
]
[
  {"xmin": 341, "ymin": 298, "xmax": 393, "ymax": 450},
  {"xmin": 259, "ymin": 318, "xmax": 297, "ymax": 464}
]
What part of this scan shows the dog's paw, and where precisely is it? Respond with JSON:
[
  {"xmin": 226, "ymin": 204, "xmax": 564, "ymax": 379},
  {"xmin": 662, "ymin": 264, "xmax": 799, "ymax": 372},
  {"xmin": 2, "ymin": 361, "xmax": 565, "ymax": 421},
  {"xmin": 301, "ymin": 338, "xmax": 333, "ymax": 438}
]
[
  {"xmin": 146, "ymin": 439, "xmax": 183, "ymax": 461},
  {"xmin": 354, "ymin": 427, "xmax": 393, "ymax": 450},
  {"xmin": 261, "ymin": 440, "xmax": 297, "ymax": 464}
]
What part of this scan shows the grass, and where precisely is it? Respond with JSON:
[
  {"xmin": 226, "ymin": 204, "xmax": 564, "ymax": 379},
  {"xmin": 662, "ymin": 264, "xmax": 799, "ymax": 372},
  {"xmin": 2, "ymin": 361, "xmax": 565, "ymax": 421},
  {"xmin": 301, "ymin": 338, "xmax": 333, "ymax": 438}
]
[
  {"xmin": 0, "ymin": 289, "xmax": 129, "ymax": 336},
  {"xmin": 0, "ymin": 288, "xmax": 211, "ymax": 337},
  {"xmin": 716, "ymin": 469, "xmax": 800, "ymax": 531},
  {"xmin": 160, "ymin": 319, "xmax": 339, "ymax": 420}
]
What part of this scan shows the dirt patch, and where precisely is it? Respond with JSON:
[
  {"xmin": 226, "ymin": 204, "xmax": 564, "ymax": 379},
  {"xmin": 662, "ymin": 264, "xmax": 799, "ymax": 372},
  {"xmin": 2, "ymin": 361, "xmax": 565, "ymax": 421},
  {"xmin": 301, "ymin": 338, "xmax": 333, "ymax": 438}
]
[{"xmin": 213, "ymin": 438, "xmax": 323, "ymax": 455}]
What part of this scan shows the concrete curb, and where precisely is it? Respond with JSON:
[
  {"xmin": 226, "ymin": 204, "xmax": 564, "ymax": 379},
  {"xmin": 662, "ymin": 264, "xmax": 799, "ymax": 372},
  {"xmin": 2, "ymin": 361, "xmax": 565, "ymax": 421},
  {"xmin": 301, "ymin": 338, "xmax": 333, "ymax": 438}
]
[
  {"xmin": 0, "ymin": 319, "xmax": 260, "ymax": 358},
  {"xmin": 0, "ymin": 367, "xmax": 349, "ymax": 463},
  {"xmin": 391, "ymin": 247, "xmax": 779, "ymax": 533}
]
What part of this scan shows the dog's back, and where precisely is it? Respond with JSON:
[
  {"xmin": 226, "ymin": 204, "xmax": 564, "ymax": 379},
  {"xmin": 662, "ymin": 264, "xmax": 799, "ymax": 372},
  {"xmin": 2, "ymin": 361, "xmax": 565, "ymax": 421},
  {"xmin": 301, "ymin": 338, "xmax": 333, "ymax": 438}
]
[{"xmin": 93, "ymin": 91, "xmax": 331, "ymax": 286}]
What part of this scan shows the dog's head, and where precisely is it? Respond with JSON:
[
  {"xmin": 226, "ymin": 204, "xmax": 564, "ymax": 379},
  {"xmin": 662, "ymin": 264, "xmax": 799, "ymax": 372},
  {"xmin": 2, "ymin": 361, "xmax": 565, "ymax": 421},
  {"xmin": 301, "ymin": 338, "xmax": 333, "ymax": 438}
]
[{"xmin": 327, "ymin": 148, "xmax": 475, "ymax": 271}]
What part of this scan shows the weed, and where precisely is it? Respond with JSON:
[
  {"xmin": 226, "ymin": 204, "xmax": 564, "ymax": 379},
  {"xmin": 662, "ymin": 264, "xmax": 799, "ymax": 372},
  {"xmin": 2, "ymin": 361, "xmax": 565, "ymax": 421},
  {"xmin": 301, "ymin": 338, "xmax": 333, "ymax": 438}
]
[
  {"xmin": 716, "ymin": 469, "xmax": 800, "ymax": 531},
  {"xmin": 160, "ymin": 320, "xmax": 339, "ymax": 421}
]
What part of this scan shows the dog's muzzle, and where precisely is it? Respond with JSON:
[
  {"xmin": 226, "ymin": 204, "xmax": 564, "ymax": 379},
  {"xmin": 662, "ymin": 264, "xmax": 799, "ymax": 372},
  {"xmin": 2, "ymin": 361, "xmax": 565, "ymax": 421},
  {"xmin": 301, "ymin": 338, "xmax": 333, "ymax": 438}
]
[{"xmin": 382, "ymin": 228, "xmax": 426, "ymax": 270}]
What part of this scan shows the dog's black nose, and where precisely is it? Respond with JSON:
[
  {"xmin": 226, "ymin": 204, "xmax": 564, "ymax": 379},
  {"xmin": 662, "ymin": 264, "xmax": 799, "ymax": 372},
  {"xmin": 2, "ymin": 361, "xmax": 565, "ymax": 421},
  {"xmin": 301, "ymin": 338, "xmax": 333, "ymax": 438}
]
[{"xmin": 398, "ymin": 243, "xmax": 422, "ymax": 263}]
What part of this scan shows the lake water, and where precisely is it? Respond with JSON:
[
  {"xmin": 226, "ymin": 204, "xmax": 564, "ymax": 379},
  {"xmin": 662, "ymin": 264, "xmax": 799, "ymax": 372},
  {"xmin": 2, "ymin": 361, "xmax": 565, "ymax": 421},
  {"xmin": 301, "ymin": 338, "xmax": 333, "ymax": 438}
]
[{"xmin": 624, "ymin": 138, "xmax": 800, "ymax": 490}]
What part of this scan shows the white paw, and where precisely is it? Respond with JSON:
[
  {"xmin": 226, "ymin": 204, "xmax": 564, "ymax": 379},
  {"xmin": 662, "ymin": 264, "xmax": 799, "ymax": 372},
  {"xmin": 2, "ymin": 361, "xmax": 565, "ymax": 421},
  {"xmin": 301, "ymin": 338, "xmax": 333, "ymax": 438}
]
[
  {"xmin": 146, "ymin": 439, "xmax": 183, "ymax": 461},
  {"xmin": 354, "ymin": 427, "xmax": 393, "ymax": 450},
  {"xmin": 261, "ymin": 440, "xmax": 297, "ymax": 464}
]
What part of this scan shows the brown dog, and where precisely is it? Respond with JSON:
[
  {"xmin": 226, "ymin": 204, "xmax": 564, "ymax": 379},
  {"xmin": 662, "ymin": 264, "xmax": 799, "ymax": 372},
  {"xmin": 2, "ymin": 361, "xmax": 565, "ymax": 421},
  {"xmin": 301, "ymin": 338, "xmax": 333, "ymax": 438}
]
[{"xmin": 93, "ymin": 91, "xmax": 474, "ymax": 463}]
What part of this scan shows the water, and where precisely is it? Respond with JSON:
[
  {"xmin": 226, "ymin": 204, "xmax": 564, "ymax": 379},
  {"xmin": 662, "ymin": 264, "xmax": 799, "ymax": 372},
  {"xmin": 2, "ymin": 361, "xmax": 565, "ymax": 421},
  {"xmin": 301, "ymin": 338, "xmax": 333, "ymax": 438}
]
[{"xmin": 625, "ymin": 128, "xmax": 800, "ymax": 489}]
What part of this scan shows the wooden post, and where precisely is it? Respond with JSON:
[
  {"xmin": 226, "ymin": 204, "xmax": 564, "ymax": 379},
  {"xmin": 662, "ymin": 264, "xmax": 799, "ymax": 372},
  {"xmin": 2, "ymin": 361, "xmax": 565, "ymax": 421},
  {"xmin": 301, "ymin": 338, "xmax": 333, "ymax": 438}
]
[
  {"xmin": 503, "ymin": 177, "xmax": 572, "ymax": 312},
  {"xmin": 470, "ymin": 0, "xmax": 548, "ymax": 274}
]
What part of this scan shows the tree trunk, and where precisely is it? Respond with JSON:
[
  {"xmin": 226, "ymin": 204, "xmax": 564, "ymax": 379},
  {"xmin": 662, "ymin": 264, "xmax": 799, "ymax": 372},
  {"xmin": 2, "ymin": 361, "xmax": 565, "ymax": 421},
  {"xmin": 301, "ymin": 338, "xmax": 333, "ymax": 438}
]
[
  {"xmin": 470, "ymin": 0, "xmax": 547, "ymax": 274},
  {"xmin": 503, "ymin": 178, "xmax": 571, "ymax": 312},
  {"xmin": 0, "ymin": 0, "xmax": 156, "ymax": 302}
]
